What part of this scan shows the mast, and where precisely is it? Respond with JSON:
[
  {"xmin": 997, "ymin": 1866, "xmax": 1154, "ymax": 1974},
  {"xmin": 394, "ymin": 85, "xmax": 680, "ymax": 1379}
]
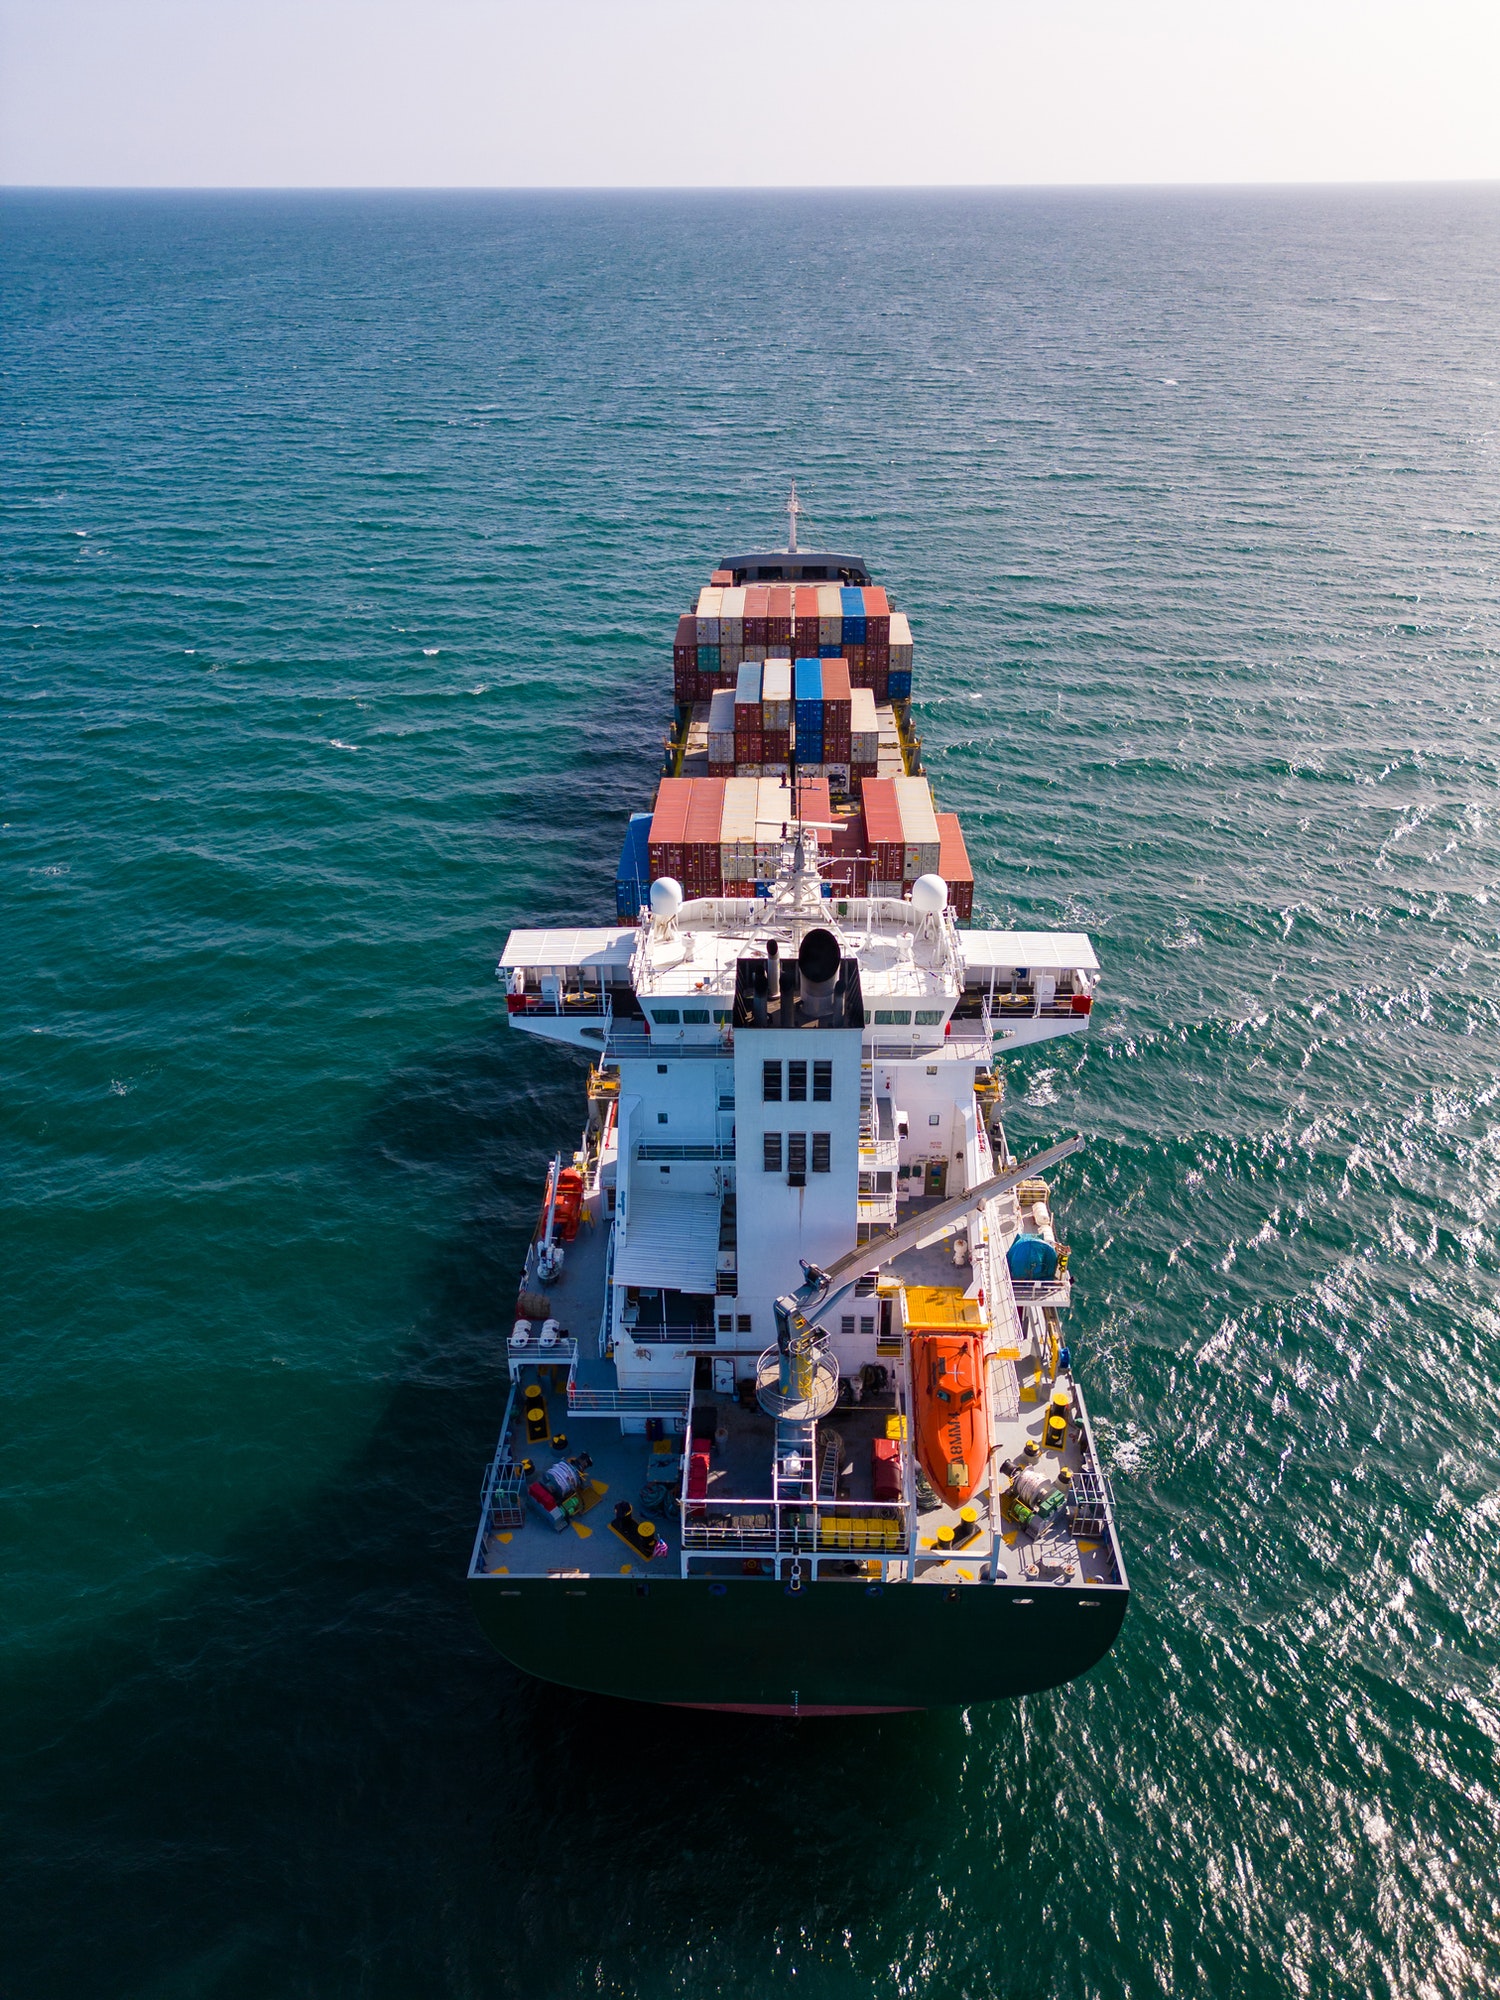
[{"xmin": 786, "ymin": 481, "xmax": 800, "ymax": 555}]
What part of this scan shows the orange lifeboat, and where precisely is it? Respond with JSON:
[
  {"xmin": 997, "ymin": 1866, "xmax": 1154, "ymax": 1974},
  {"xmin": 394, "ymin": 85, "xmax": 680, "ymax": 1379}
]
[
  {"xmin": 910, "ymin": 1333, "xmax": 988, "ymax": 1505},
  {"xmin": 537, "ymin": 1162, "xmax": 586, "ymax": 1244}
]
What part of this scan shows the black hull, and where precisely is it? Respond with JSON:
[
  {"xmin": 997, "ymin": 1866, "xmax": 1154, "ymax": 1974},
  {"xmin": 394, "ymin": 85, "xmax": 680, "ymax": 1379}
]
[{"xmin": 471, "ymin": 1575, "xmax": 1128, "ymax": 1714}]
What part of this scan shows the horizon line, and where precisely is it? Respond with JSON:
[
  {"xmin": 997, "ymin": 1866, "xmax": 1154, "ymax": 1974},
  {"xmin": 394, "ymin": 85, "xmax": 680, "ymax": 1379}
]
[{"xmin": 4, "ymin": 176, "xmax": 1499, "ymax": 196}]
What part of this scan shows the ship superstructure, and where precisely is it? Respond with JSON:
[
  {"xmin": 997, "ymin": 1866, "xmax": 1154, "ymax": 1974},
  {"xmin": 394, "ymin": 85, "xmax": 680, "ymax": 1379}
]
[{"xmin": 469, "ymin": 514, "xmax": 1128, "ymax": 1714}]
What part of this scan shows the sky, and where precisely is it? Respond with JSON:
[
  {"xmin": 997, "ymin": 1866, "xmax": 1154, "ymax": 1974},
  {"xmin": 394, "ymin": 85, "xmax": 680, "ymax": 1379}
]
[{"xmin": 1, "ymin": 0, "xmax": 1497, "ymax": 189}]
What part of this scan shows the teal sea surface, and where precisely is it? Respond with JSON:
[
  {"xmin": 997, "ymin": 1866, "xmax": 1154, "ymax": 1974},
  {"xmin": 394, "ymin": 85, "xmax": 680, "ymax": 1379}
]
[{"xmin": 3, "ymin": 187, "xmax": 1499, "ymax": 1998}]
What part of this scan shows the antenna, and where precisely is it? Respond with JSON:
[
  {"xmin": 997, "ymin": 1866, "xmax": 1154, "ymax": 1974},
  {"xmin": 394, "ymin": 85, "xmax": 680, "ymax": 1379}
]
[{"xmin": 786, "ymin": 481, "xmax": 801, "ymax": 555}]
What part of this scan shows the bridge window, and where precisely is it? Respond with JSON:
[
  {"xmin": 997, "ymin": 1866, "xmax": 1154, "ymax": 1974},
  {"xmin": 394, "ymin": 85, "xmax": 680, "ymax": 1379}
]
[
  {"xmin": 914, "ymin": 1010, "xmax": 944, "ymax": 1026},
  {"xmin": 787, "ymin": 1060, "xmax": 807, "ymax": 1102},
  {"xmin": 812, "ymin": 1133, "xmax": 831, "ymax": 1173},
  {"xmin": 787, "ymin": 1134, "xmax": 808, "ymax": 1183},
  {"xmin": 653, "ymin": 1008, "xmax": 680, "ymax": 1025},
  {"xmin": 873, "ymin": 1010, "xmax": 912, "ymax": 1026},
  {"xmin": 762, "ymin": 1060, "xmax": 782, "ymax": 1102},
  {"xmin": 682, "ymin": 1008, "xmax": 710, "ymax": 1024},
  {"xmin": 763, "ymin": 1133, "xmax": 782, "ymax": 1172},
  {"xmin": 813, "ymin": 1060, "xmax": 832, "ymax": 1102}
]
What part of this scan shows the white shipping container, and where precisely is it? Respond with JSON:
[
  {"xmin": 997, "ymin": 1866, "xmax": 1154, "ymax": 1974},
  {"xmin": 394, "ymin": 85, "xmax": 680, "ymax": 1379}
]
[
  {"xmin": 696, "ymin": 585, "xmax": 723, "ymax": 645},
  {"xmin": 719, "ymin": 586, "xmax": 746, "ymax": 645},
  {"xmin": 817, "ymin": 584, "xmax": 843, "ymax": 648},
  {"xmin": 761, "ymin": 657, "xmax": 792, "ymax": 730},
  {"xmin": 893, "ymin": 772, "xmax": 941, "ymax": 878},
  {"xmin": 889, "ymin": 611, "xmax": 913, "ymax": 672},
  {"xmin": 735, "ymin": 662, "xmax": 763, "ymax": 709},
  {"xmin": 849, "ymin": 686, "xmax": 879, "ymax": 760},
  {"xmin": 720, "ymin": 775, "xmax": 758, "ymax": 879},
  {"xmin": 754, "ymin": 777, "xmax": 791, "ymax": 867}
]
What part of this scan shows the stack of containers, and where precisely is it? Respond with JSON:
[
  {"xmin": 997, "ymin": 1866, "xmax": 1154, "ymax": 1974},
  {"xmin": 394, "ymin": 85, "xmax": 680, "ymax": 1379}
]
[
  {"xmin": 707, "ymin": 687, "xmax": 736, "ymax": 775},
  {"xmin": 683, "ymin": 777, "xmax": 726, "ymax": 897},
  {"xmin": 743, "ymin": 585, "xmax": 770, "ymax": 660},
  {"xmin": 673, "ymin": 615, "xmax": 699, "ymax": 702},
  {"xmin": 794, "ymin": 584, "xmax": 820, "ymax": 655},
  {"xmin": 863, "ymin": 587, "xmax": 891, "ymax": 701},
  {"xmin": 754, "ymin": 777, "xmax": 790, "ymax": 877},
  {"xmin": 839, "ymin": 586, "xmax": 867, "ymax": 689},
  {"xmin": 697, "ymin": 586, "xmax": 723, "ymax": 691},
  {"xmin": 794, "ymin": 657, "xmax": 824, "ymax": 771},
  {"xmin": 648, "ymin": 776, "xmax": 693, "ymax": 883},
  {"xmin": 720, "ymin": 776, "xmax": 757, "ymax": 894},
  {"xmin": 720, "ymin": 585, "xmax": 746, "ymax": 680},
  {"xmin": 767, "ymin": 585, "xmax": 793, "ymax": 650},
  {"xmin": 761, "ymin": 658, "xmax": 792, "ymax": 770},
  {"xmin": 820, "ymin": 657, "xmax": 852, "ymax": 785},
  {"xmin": 817, "ymin": 584, "xmax": 843, "ymax": 655},
  {"xmin": 822, "ymin": 809, "xmax": 867, "ymax": 896},
  {"xmin": 894, "ymin": 774, "xmax": 942, "ymax": 882},
  {"xmin": 615, "ymin": 812, "xmax": 653, "ymax": 924},
  {"xmin": 850, "ymin": 685, "xmax": 879, "ymax": 786},
  {"xmin": 861, "ymin": 777, "xmax": 905, "ymax": 897},
  {"xmin": 793, "ymin": 774, "xmax": 832, "ymax": 842},
  {"xmin": 935, "ymin": 811, "xmax": 974, "ymax": 921},
  {"xmin": 888, "ymin": 610, "xmax": 913, "ymax": 700},
  {"xmin": 734, "ymin": 662, "xmax": 764, "ymax": 771},
  {"xmin": 710, "ymin": 568, "xmax": 733, "ymax": 586}
]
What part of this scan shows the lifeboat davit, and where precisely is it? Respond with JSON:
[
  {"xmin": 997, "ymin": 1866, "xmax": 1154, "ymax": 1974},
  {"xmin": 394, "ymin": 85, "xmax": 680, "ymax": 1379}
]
[{"xmin": 911, "ymin": 1333, "xmax": 988, "ymax": 1505}]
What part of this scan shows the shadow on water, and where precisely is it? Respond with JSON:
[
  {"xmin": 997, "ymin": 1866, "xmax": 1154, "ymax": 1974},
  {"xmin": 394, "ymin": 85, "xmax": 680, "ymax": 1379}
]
[{"xmin": 3, "ymin": 1018, "xmax": 1072, "ymax": 2000}]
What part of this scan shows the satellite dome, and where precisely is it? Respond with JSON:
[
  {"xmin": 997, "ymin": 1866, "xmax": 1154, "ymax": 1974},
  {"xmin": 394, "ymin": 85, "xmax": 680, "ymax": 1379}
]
[
  {"xmin": 910, "ymin": 874, "xmax": 948, "ymax": 916},
  {"xmin": 649, "ymin": 877, "xmax": 684, "ymax": 921}
]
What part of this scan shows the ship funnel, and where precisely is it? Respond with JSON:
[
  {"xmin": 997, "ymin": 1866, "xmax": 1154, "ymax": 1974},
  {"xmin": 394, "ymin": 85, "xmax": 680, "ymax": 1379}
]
[{"xmin": 797, "ymin": 927, "xmax": 841, "ymax": 1023}]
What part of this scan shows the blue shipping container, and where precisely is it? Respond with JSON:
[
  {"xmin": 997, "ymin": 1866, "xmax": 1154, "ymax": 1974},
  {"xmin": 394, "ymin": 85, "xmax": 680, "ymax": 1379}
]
[
  {"xmin": 839, "ymin": 586, "xmax": 867, "ymax": 642},
  {"xmin": 818, "ymin": 643, "xmax": 843, "ymax": 658},
  {"xmin": 796, "ymin": 729, "xmax": 824, "ymax": 762},
  {"xmin": 615, "ymin": 813, "xmax": 653, "ymax": 919},
  {"xmin": 697, "ymin": 644, "xmax": 718, "ymax": 671},
  {"xmin": 794, "ymin": 658, "xmax": 823, "ymax": 702},
  {"xmin": 888, "ymin": 670, "xmax": 912, "ymax": 699}
]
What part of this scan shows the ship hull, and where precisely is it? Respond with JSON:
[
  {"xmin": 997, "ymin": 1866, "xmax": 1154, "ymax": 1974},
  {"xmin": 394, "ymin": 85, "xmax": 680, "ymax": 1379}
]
[{"xmin": 470, "ymin": 1575, "xmax": 1127, "ymax": 1711}]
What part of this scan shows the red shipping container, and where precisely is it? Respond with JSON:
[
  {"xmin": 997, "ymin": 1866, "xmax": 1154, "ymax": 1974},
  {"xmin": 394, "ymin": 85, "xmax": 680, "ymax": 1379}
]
[
  {"xmin": 870, "ymin": 668, "xmax": 890, "ymax": 702},
  {"xmin": 820, "ymin": 657, "xmax": 852, "ymax": 754},
  {"xmin": 767, "ymin": 585, "xmax": 793, "ymax": 647},
  {"xmin": 683, "ymin": 782, "xmax": 724, "ymax": 891},
  {"xmin": 648, "ymin": 776, "xmax": 693, "ymax": 883},
  {"xmin": 710, "ymin": 568, "xmax": 734, "ymax": 585},
  {"xmin": 865, "ymin": 630, "xmax": 890, "ymax": 666},
  {"xmin": 743, "ymin": 584, "xmax": 770, "ymax": 647},
  {"xmin": 793, "ymin": 584, "xmax": 820, "ymax": 649},
  {"xmin": 861, "ymin": 586, "xmax": 891, "ymax": 639},
  {"xmin": 861, "ymin": 778, "xmax": 904, "ymax": 880},
  {"xmin": 762, "ymin": 728, "xmax": 790, "ymax": 765},
  {"xmin": 793, "ymin": 775, "xmax": 832, "ymax": 843},
  {"xmin": 936, "ymin": 811, "xmax": 973, "ymax": 921}
]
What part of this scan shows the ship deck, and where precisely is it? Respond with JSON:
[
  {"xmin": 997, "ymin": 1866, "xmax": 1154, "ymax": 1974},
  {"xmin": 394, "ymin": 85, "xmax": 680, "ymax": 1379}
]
[{"xmin": 472, "ymin": 1189, "xmax": 1124, "ymax": 1592}]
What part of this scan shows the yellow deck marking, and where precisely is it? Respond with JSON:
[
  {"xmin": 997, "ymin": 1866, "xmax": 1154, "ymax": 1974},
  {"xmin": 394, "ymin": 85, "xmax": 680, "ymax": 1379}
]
[
  {"xmin": 1001, "ymin": 1532, "xmax": 1018, "ymax": 1547},
  {"xmin": 571, "ymin": 1522, "xmax": 593, "ymax": 1539},
  {"xmin": 497, "ymin": 1531, "xmax": 513, "ymax": 1543},
  {"xmin": 489, "ymin": 1565, "xmax": 509, "ymax": 1574},
  {"xmin": 619, "ymin": 1564, "xmax": 634, "ymax": 1574}
]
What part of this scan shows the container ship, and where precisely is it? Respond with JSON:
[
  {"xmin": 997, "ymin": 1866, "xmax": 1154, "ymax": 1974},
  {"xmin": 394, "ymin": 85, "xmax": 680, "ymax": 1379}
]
[{"xmin": 469, "ymin": 499, "xmax": 1129, "ymax": 1714}]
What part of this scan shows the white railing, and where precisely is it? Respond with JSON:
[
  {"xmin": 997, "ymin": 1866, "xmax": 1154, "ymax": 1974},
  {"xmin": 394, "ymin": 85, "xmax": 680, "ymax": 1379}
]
[
  {"xmin": 1010, "ymin": 1275, "xmax": 1072, "ymax": 1310},
  {"xmin": 507, "ymin": 1333, "xmax": 579, "ymax": 1369},
  {"xmin": 566, "ymin": 1383, "xmax": 691, "ymax": 1416},
  {"xmin": 680, "ymin": 1497, "xmax": 909, "ymax": 1555}
]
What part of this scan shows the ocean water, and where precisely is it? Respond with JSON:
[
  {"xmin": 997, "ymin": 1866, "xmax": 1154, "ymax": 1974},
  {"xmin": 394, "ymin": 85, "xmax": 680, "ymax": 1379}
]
[{"xmin": 3, "ymin": 186, "xmax": 1499, "ymax": 1999}]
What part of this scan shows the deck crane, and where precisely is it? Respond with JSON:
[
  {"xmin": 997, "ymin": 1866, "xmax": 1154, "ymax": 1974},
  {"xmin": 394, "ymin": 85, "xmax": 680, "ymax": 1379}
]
[{"xmin": 766, "ymin": 1135, "xmax": 1085, "ymax": 1409}]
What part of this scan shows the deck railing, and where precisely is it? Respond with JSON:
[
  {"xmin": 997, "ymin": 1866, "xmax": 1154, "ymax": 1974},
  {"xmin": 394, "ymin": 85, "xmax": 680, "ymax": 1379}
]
[{"xmin": 680, "ymin": 1497, "xmax": 909, "ymax": 1555}]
